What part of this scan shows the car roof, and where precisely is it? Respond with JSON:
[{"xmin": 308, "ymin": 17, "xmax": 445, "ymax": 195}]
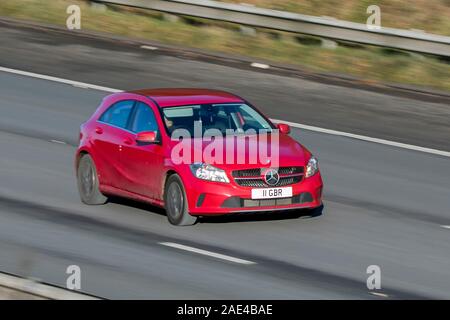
[{"xmin": 130, "ymin": 88, "xmax": 244, "ymax": 107}]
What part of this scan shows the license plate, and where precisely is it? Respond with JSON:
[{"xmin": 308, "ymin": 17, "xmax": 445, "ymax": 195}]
[{"xmin": 251, "ymin": 187, "xmax": 292, "ymax": 199}]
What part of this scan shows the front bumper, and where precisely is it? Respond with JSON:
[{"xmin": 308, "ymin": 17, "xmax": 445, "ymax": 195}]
[{"xmin": 184, "ymin": 172, "xmax": 323, "ymax": 215}]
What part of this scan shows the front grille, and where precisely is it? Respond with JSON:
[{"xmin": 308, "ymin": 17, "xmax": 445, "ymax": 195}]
[
  {"xmin": 232, "ymin": 168, "xmax": 262, "ymax": 178},
  {"xmin": 232, "ymin": 167, "xmax": 304, "ymax": 187},
  {"xmin": 243, "ymin": 196, "xmax": 298, "ymax": 207},
  {"xmin": 236, "ymin": 176, "xmax": 302, "ymax": 187},
  {"xmin": 278, "ymin": 167, "xmax": 303, "ymax": 175}
]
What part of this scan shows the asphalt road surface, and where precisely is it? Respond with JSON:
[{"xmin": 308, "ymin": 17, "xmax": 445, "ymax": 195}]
[
  {"xmin": 0, "ymin": 21, "xmax": 449, "ymax": 299},
  {"xmin": 1, "ymin": 71, "xmax": 450, "ymax": 299}
]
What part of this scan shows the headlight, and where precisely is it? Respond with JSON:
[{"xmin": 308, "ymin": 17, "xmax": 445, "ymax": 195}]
[
  {"xmin": 305, "ymin": 156, "xmax": 319, "ymax": 178},
  {"xmin": 189, "ymin": 162, "xmax": 230, "ymax": 183}
]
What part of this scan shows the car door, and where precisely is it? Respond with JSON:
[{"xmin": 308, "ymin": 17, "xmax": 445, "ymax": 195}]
[
  {"xmin": 119, "ymin": 101, "xmax": 164, "ymax": 200},
  {"xmin": 93, "ymin": 100, "xmax": 135, "ymax": 188}
]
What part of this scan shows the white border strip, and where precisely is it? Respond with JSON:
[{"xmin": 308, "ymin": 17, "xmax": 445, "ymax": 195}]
[
  {"xmin": 140, "ymin": 45, "xmax": 158, "ymax": 50},
  {"xmin": 159, "ymin": 242, "xmax": 256, "ymax": 265},
  {"xmin": 271, "ymin": 119, "xmax": 450, "ymax": 158},
  {"xmin": 0, "ymin": 66, "xmax": 121, "ymax": 93},
  {"xmin": 251, "ymin": 62, "xmax": 270, "ymax": 69},
  {"xmin": 370, "ymin": 291, "xmax": 389, "ymax": 298},
  {"xmin": 1, "ymin": 66, "xmax": 449, "ymax": 158},
  {"xmin": 0, "ymin": 272, "xmax": 99, "ymax": 300}
]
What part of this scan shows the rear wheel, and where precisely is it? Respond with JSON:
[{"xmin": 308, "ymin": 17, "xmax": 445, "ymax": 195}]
[
  {"xmin": 164, "ymin": 174, "xmax": 197, "ymax": 226},
  {"xmin": 77, "ymin": 154, "xmax": 107, "ymax": 205}
]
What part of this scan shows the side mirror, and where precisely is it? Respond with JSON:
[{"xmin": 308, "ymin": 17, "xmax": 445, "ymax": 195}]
[
  {"xmin": 277, "ymin": 123, "xmax": 291, "ymax": 134},
  {"xmin": 136, "ymin": 131, "xmax": 159, "ymax": 145}
]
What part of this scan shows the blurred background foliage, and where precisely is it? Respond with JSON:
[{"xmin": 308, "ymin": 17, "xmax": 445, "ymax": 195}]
[
  {"xmin": 0, "ymin": 0, "xmax": 449, "ymax": 91},
  {"xmin": 222, "ymin": 0, "xmax": 450, "ymax": 36}
]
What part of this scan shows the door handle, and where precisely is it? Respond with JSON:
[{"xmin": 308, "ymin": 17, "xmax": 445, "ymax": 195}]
[{"xmin": 95, "ymin": 127, "xmax": 103, "ymax": 134}]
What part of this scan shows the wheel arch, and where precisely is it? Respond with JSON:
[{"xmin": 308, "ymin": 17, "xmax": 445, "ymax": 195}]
[
  {"xmin": 75, "ymin": 149, "xmax": 106, "ymax": 187},
  {"xmin": 162, "ymin": 169, "xmax": 178, "ymax": 199},
  {"xmin": 75, "ymin": 150, "xmax": 89, "ymax": 170}
]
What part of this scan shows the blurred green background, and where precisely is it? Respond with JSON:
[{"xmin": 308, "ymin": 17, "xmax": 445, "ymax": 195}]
[
  {"xmin": 221, "ymin": 0, "xmax": 450, "ymax": 36},
  {"xmin": 1, "ymin": 0, "xmax": 449, "ymax": 91}
]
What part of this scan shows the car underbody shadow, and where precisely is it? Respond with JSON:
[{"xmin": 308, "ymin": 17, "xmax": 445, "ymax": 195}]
[
  {"xmin": 198, "ymin": 205, "xmax": 324, "ymax": 224},
  {"xmin": 106, "ymin": 196, "xmax": 166, "ymax": 217},
  {"xmin": 106, "ymin": 195, "xmax": 323, "ymax": 225}
]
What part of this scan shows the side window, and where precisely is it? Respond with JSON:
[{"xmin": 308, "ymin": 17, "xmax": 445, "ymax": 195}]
[
  {"xmin": 99, "ymin": 100, "xmax": 134, "ymax": 129},
  {"xmin": 130, "ymin": 102, "xmax": 158, "ymax": 133}
]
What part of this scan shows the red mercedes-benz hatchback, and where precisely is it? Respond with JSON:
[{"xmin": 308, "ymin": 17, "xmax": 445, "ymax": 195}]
[{"xmin": 75, "ymin": 88, "xmax": 323, "ymax": 225}]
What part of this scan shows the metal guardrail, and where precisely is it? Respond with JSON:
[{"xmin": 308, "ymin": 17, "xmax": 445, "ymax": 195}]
[
  {"xmin": 0, "ymin": 272, "xmax": 99, "ymax": 300},
  {"xmin": 96, "ymin": 0, "xmax": 450, "ymax": 57}
]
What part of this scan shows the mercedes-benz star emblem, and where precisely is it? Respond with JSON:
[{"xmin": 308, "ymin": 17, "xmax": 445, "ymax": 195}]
[{"xmin": 263, "ymin": 169, "xmax": 280, "ymax": 186}]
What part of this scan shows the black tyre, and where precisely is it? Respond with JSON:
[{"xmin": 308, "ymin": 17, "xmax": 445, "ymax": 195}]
[
  {"xmin": 77, "ymin": 154, "xmax": 108, "ymax": 205},
  {"xmin": 305, "ymin": 204, "xmax": 324, "ymax": 218},
  {"xmin": 164, "ymin": 174, "xmax": 197, "ymax": 226}
]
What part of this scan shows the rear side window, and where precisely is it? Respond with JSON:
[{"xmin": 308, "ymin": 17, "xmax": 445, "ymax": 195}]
[
  {"xmin": 130, "ymin": 102, "xmax": 158, "ymax": 133},
  {"xmin": 99, "ymin": 100, "xmax": 134, "ymax": 129}
]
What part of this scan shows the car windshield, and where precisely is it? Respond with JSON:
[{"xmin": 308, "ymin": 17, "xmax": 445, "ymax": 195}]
[{"xmin": 161, "ymin": 103, "xmax": 274, "ymax": 136}]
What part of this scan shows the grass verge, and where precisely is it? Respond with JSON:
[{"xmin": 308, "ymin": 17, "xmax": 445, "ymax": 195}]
[
  {"xmin": 0, "ymin": 0, "xmax": 449, "ymax": 92},
  {"xmin": 221, "ymin": 0, "xmax": 450, "ymax": 36}
]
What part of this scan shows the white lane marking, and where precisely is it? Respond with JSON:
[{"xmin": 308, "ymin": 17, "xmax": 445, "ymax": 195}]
[
  {"xmin": 140, "ymin": 45, "xmax": 158, "ymax": 50},
  {"xmin": 441, "ymin": 225, "xmax": 450, "ymax": 229},
  {"xmin": 251, "ymin": 62, "xmax": 270, "ymax": 69},
  {"xmin": 159, "ymin": 242, "xmax": 256, "ymax": 265},
  {"xmin": 0, "ymin": 66, "xmax": 121, "ymax": 93},
  {"xmin": 49, "ymin": 139, "xmax": 67, "ymax": 145},
  {"xmin": 1, "ymin": 66, "xmax": 449, "ymax": 158},
  {"xmin": 370, "ymin": 292, "xmax": 389, "ymax": 298},
  {"xmin": 272, "ymin": 119, "xmax": 450, "ymax": 158},
  {"xmin": 72, "ymin": 83, "xmax": 89, "ymax": 89}
]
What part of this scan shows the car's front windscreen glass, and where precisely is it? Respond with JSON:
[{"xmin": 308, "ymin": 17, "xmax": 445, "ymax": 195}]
[{"xmin": 161, "ymin": 103, "xmax": 274, "ymax": 136}]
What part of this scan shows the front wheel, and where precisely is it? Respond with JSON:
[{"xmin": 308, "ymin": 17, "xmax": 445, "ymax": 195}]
[
  {"xmin": 164, "ymin": 174, "xmax": 197, "ymax": 226},
  {"xmin": 305, "ymin": 204, "xmax": 324, "ymax": 217},
  {"xmin": 77, "ymin": 154, "xmax": 108, "ymax": 205}
]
